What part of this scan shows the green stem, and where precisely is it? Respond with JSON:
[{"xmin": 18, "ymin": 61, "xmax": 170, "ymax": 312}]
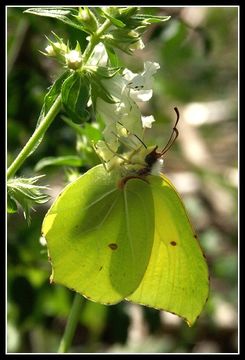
[
  {"xmin": 7, "ymin": 94, "xmax": 62, "ymax": 180},
  {"xmin": 58, "ymin": 293, "xmax": 84, "ymax": 353},
  {"xmin": 7, "ymin": 18, "xmax": 112, "ymax": 180},
  {"xmin": 61, "ymin": 117, "xmax": 84, "ymax": 136},
  {"xmin": 82, "ymin": 18, "xmax": 111, "ymax": 64}
]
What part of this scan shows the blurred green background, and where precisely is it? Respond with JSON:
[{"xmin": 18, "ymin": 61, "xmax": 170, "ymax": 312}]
[{"xmin": 7, "ymin": 7, "xmax": 238, "ymax": 353}]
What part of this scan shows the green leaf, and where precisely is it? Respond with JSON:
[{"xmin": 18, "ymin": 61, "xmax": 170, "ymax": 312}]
[
  {"xmin": 81, "ymin": 123, "xmax": 103, "ymax": 142},
  {"xmin": 30, "ymin": 71, "xmax": 70, "ymax": 155},
  {"xmin": 127, "ymin": 174, "xmax": 209, "ymax": 326},
  {"xmin": 7, "ymin": 175, "xmax": 50, "ymax": 223},
  {"xmin": 35, "ymin": 156, "xmax": 84, "ymax": 171},
  {"xmin": 7, "ymin": 176, "xmax": 49, "ymax": 202},
  {"xmin": 61, "ymin": 72, "xmax": 90, "ymax": 123},
  {"xmin": 86, "ymin": 66, "xmax": 120, "ymax": 78},
  {"xmin": 105, "ymin": 46, "xmax": 120, "ymax": 67},
  {"xmin": 59, "ymin": 116, "xmax": 104, "ymax": 167},
  {"xmin": 61, "ymin": 117, "xmax": 103, "ymax": 166},
  {"xmin": 63, "ymin": 118, "xmax": 102, "ymax": 141},
  {"xmin": 24, "ymin": 7, "xmax": 74, "ymax": 17},
  {"xmin": 119, "ymin": 13, "xmax": 171, "ymax": 34},
  {"xmin": 76, "ymin": 7, "xmax": 98, "ymax": 34},
  {"xmin": 43, "ymin": 71, "xmax": 70, "ymax": 115},
  {"xmin": 42, "ymin": 165, "xmax": 155, "ymax": 303},
  {"xmin": 132, "ymin": 14, "xmax": 171, "ymax": 24},
  {"xmin": 24, "ymin": 7, "xmax": 91, "ymax": 33},
  {"xmin": 7, "ymin": 194, "xmax": 18, "ymax": 213},
  {"xmin": 90, "ymin": 74, "xmax": 116, "ymax": 108},
  {"xmin": 117, "ymin": 7, "xmax": 139, "ymax": 21},
  {"xmin": 103, "ymin": 29, "xmax": 141, "ymax": 55},
  {"xmin": 102, "ymin": 12, "xmax": 126, "ymax": 28}
]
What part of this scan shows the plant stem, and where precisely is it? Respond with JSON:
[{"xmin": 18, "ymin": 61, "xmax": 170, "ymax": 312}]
[
  {"xmin": 7, "ymin": 18, "xmax": 112, "ymax": 180},
  {"xmin": 58, "ymin": 293, "xmax": 84, "ymax": 353},
  {"xmin": 7, "ymin": 94, "xmax": 62, "ymax": 180},
  {"xmin": 82, "ymin": 18, "xmax": 111, "ymax": 64},
  {"xmin": 61, "ymin": 117, "xmax": 84, "ymax": 136}
]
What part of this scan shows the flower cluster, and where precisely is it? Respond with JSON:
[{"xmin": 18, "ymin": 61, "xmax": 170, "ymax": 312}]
[
  {"xmin": 8, "ymin": 6, "xmax": 171, "ymax": 221},
  {"xmin": 43, "ymin": 32, "xmax": 83, "ymax": 70},
  {"xmin": 88, "ymin": 43, "xmax": 160, "ymax": 169},
  {"xmin": 38, "ymin": 7, "xmax": 169, "ymax": 170}
]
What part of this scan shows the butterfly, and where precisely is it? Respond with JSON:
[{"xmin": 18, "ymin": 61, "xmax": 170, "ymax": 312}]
[{"xmin": 42, "ymin": 108, "xmax": 209, "ymax": 326}]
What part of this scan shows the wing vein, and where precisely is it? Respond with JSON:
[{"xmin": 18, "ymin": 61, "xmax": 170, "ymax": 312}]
[
  {"xmin": 123, "ymin": 188, "xmax": 136, "ymax": 267},
  {"xmin": 82, "ymin": 188, "xmax": 118, "ymax": 212},
  {"xmin": 79, "ymin": 193, "xmax": 120, "ymax": 237}
]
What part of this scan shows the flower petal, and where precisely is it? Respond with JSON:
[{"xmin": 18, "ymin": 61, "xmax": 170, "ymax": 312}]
[
  {"xmin": 130, "ymin": 89, "xmax": 153, "ymax": 102},
  {"xmin": 143, "ymin": 61, "xmax": 160, "ymax": 77},
  {"xmin": 96, "ymin": 98, "xmax": 119, "ymax": 125},
  {"xmin": 141, "ymin": 115, "xmax": 155, "ymax": 128},
  {"xmin": 89, "ymin": 42, "xmax": 108, "ymax": 66},
  {"xmin": 101, "ymin": 75, "xmax": 127, "ymax": 99},
  {"xmin": 65, "ymin": 50, "xmax": 82, "ymax": 63}
]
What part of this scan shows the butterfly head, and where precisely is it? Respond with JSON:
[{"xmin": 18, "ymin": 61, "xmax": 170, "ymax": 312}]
[{"xmin": 144, "ymin": 146, "xmax": 161, "ymax": 167}]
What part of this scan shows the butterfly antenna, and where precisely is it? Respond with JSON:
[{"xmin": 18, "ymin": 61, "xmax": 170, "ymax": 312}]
[
  {"xmin": 133, "ymin": 134, "xmax": 147, "ymax": 149},
  {"xmin": 160, "ymin": 107, "xmax": 180, "ymax": 156}
]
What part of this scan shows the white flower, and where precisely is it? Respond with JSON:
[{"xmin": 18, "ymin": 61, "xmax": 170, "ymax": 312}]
[
  {"xmin": 45, "ymin": 42, "xmax": 67, "ymax": 57},
  {"xmin": 123, "ymin": 61, "xmax": 160, "ymax": 102},
  {"xmin": 65, "ymin": 50, "xmax": 82, "ymax": 69},
  {"xmin": 141, "ymin": 115, "xmax": 155, "ymax": 128},
  {"xmin": 65, "ymin": 50, "xmax": 82, "ymax": 63},
  {"xmin": 96, "ymin": 61, "xmax": 160, "ymax": 145},
  {"xmin": 45, "ymin": 45, "xmax": 56, "ymax": 57},
  {"xmin": 96, "ymin": 98, "xmax": 120, "ymax": 146},
  {"xmin": 129, "ymin": 38, "xmax": 145, "ymax": 51},
  {"xmin": 96, "ymin": 82, "xmax": 143, "ymax": 148},
  {"xmin": 86, "ymin": 46, "xmax": 160, "ymax": 164},
  {"xmin": 88, "ymin": 42, "xmax": 108, "ymax": 66}
]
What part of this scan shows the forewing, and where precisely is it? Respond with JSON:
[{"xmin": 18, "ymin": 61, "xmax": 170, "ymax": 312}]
[{"xmin": 42, "ymin": 165, "xmax": 154, "ymax": 304}]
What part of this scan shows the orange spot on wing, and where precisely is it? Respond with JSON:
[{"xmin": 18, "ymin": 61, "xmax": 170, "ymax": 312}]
[
  {"xmin": 170, "ymin": 241, "xmax": 177, "ymax": 246},
  {"xmin": 108, "ymin": 243, "xmax": 118, "ymax": 250}
]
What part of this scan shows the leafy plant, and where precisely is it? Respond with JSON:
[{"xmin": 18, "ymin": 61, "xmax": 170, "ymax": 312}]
[{"xmin": 7, "ymin": 6, "xmax": 210, "ymax": 353}]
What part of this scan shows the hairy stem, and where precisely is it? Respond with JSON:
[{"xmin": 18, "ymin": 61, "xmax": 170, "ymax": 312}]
[
  {"xmin": 82, "ymin": 18, "xmax": 111, "ymax": 63},
  {"xmin": 7, "ymin": 18, "xmax": 111, "ymax": 180},
  {"xmin": 58, "ymin": 293, "xmax": 84, "ymax": 353},
  {"xmin": 7, "ymin": 95, "xmax": 62, "ymax": 179}
]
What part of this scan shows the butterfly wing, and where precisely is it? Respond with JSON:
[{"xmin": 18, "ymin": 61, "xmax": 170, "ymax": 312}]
[
  {"xmin": 126, "ymin": 174, "xmax": 209, "ymax": 326},
  {"xmin": 42, "ymin": 165, "xmax": 155, "ymax": 304}
]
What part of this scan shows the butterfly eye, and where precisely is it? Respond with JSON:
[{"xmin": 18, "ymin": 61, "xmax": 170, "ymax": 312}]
[{"xmin": 144, "ymin": 146, "xmax": 159, "ymax": 167}]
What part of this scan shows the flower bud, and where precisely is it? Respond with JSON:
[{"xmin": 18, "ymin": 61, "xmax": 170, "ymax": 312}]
[
  {"xmin": 141, "ymin": 115, "xmax": 155, "ymax": 129},
  {"xmin": 65, "ymin": 50, "xmax": 82, "ymax": 70},
  {"xmin": 44, "ymin": 41, "xmax": 67, "ymax": 58},
  {"xmin": 129, "ymin": 38, "xmax": 145, "ymax": 51},
  {"xmin": 77, "ymin": 7, "xmax": 98, "ymax": 32},
  {"xmin": 102, "ymin": 7, "xmax": 120, "ymax": 17},
  {"xmin": 118, "ymin": 7, "xmax": 139, "ymax": 19}
]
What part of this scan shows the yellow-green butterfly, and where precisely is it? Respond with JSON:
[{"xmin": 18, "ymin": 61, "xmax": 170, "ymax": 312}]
[{"xmin": 42, "ymin": 108, "xmax": 209, "ymax": 326}]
